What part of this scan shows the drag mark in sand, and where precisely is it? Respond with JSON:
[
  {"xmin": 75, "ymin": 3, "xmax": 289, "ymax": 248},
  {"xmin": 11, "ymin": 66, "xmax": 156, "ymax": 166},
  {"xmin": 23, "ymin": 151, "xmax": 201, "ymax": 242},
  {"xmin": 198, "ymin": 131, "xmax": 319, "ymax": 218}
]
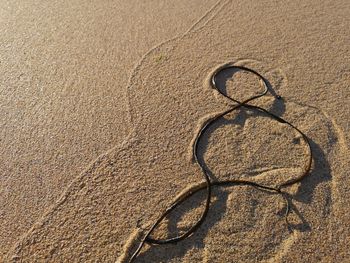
[{"xmin": 6, "ymin": 0, "xmax": 348, "ymax": 261}]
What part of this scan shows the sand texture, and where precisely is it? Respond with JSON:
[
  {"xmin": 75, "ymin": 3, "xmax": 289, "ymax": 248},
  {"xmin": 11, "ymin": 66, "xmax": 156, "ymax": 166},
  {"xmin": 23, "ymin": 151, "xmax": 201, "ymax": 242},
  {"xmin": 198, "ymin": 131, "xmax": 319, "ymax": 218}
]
[
  {"xmin": 2, "ymin": 0, "xmax": 350, "ymax": 262},
  {"xmin": 0, "ymin": 0, "xmax": 217, "ymax": 259}
]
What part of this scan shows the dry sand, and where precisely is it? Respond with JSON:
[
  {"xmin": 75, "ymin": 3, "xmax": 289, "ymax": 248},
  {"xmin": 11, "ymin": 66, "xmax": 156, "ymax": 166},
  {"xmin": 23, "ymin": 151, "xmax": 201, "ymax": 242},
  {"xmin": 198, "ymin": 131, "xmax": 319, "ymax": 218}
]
[
  {"xmin": 1, "ymin": 0, "xmax": 350, "ymax": 262},
  {"xmin": 0, "ymin": 0, "xmax": 217, "ymax": 259}
]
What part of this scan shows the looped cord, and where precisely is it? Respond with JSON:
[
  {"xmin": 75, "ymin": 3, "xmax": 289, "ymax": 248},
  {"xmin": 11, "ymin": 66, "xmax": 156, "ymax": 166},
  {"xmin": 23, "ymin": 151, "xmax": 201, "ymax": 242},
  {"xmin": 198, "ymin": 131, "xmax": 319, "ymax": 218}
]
[{"xmin": 128, "ymin": 65, "xmax": 312, "ymax": 262}]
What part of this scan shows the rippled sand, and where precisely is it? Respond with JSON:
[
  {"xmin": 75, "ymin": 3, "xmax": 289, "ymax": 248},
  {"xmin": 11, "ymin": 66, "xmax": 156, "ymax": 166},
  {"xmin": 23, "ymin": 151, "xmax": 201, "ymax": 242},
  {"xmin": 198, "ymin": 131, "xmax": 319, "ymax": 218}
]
[{"xmin": 2, "ymin": 0, "xmax": 350, "ymax": 262}]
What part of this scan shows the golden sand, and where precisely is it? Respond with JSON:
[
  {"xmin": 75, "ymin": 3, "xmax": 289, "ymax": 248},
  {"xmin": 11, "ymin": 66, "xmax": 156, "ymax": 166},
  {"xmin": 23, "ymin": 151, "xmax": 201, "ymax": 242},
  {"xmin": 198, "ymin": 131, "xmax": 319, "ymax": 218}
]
[
  {"xmin": 0, "ymin": 0, "xmax": 216, "ymax": 259},
  {"xmin": 1, "ymin": 0, "xmax": 349, "ymax": 262}
]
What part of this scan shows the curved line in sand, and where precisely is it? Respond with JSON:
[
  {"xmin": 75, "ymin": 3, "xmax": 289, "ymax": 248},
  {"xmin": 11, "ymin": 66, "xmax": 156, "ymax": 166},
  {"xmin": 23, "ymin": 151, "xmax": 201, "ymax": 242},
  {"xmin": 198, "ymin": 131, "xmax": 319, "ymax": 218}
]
[
  {"xmin": 5, "ymin": 0, "xmax": 230, "ymax": 259},
  {"xmin": 8, "ymin": 0, "xmax": 346, "ymax": 261},
  {"xmin": 125, "ymin": 0, "xmax": 230, "ymax": 126}
]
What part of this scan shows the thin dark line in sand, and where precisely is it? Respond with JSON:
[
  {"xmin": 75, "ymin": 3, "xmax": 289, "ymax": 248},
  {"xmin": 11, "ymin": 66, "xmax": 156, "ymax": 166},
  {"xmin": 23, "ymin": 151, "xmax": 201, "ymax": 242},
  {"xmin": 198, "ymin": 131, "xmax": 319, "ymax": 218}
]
[{"xmin": 128, "ymin": 65, "xmax": 313, "ymax": 262}]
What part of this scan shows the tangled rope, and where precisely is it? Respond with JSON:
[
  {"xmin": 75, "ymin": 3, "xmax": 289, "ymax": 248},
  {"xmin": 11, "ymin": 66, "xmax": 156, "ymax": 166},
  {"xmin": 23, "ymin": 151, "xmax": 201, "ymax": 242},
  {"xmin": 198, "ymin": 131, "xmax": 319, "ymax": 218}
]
[{"xmin": 128, "ymin": 64, "xmax": 312, "ymax": 262}]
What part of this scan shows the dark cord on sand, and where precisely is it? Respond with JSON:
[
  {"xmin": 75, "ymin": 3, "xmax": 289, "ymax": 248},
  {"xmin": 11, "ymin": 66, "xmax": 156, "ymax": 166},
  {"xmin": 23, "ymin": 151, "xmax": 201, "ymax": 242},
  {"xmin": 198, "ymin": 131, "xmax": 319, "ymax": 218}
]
[{"xmin": 128, "ymin": 65, "xmax": 312, "ymax": 262}]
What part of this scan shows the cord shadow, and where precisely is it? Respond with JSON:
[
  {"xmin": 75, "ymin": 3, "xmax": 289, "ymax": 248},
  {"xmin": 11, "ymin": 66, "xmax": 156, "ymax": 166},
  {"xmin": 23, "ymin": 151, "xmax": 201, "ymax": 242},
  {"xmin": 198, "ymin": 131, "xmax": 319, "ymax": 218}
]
[
  {"xmin": 133, "ymin": 67, "xmax": 332, "ymax": 261},
  {"xmin": 134, "ymin": 189, "xmax": 229, "ymax": 263}
]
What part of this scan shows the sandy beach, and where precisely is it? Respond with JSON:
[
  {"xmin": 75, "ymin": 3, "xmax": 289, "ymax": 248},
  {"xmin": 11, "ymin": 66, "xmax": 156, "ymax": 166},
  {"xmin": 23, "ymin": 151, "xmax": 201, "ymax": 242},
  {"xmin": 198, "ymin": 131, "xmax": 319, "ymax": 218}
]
[{"xmin": 1, "ymin": 0, "xmax": 349, "ymax": 262}]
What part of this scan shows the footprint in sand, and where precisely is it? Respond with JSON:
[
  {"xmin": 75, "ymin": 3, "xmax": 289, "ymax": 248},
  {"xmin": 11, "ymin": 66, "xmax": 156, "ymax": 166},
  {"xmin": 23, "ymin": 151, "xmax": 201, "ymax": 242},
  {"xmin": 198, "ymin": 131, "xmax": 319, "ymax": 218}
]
[{"xmin": 6, "ymin": 0, "xmax": 346, "ymax": 262}]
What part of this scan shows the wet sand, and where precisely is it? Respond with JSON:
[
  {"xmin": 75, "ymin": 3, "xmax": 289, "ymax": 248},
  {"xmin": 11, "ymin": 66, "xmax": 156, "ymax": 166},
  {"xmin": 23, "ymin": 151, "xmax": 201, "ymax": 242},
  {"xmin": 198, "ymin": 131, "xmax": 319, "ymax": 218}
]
[{"xmin": 1, "ymin": 0, "xmax": 350, "ymax": 262}]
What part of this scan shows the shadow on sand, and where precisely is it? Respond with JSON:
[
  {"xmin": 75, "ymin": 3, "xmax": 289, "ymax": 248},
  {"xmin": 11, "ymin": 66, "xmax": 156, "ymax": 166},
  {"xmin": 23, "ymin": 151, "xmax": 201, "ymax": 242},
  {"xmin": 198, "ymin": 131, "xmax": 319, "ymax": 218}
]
[{"xmin": 134, "ymin": 68, "xmax": 331, "ymax": 262}]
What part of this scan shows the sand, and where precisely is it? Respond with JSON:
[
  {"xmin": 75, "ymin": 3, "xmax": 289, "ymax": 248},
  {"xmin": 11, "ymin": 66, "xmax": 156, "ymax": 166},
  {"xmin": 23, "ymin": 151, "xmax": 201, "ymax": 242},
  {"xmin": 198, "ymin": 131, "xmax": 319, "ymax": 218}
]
[
  {"xmin": 0, "ymin": 0, "xmax": 217, "ymax": 259},
  {"xmin": 1, "ymin": 0, "xmax": 350, "ymax": 262}
]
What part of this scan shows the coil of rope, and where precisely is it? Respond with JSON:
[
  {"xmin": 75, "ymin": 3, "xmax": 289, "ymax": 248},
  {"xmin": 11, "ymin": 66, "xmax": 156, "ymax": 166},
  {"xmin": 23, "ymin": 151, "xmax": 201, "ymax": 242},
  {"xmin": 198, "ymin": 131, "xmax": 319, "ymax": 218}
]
[{"xmin": 128, "ymin": 65, "xmax": 312, "ymax": 262}]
